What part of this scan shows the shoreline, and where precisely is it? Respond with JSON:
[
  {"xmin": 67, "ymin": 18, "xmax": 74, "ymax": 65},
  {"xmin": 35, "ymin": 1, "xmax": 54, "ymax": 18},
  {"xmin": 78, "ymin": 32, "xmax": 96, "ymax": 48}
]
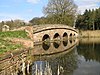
[{"xmin": 79, "ymin": 30, "xmax": 100, "ymax": 38}]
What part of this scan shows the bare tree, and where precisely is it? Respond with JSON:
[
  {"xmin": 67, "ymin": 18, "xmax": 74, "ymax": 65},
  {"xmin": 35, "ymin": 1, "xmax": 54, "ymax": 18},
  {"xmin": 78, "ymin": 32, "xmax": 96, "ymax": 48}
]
[{"xmin": 43, "ymin": 0, "xmax": 77, "ymax": 26}]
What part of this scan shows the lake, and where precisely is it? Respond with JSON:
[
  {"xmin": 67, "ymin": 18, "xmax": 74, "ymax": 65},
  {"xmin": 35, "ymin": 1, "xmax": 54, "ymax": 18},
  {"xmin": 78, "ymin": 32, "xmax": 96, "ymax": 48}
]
[
  {"xmin": 30, "ymin": 38, "xmax": 100, "ymax": 75},
  {"xmin": 0, "ymin": 38, "xmax": 100, "ymax": 75}
]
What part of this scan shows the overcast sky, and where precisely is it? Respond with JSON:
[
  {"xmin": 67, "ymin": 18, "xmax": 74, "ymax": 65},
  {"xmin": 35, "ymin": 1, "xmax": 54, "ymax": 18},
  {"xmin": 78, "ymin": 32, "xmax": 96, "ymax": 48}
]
[{"xmin": 0, "ymin": 0, "xmax": 100, "ymax": 22}]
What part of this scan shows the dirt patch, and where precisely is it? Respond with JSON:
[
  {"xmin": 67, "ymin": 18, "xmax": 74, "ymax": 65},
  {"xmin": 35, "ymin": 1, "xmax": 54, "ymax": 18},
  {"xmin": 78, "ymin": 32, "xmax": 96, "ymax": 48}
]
[
  {"xmin": 11, "ymin": 38, "xmax": 34, "ymax": 48},
  {"xmin": 11, "ymin": 26, "xmax": 34, "ymax": 39}
]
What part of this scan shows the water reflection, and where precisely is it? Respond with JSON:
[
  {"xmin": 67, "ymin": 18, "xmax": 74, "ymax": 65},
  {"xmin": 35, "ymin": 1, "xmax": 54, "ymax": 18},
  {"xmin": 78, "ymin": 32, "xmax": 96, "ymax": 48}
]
[
  {"xmin": 77, "ymin": 38, "xmax": 100, "ymax": 62},
  {"xmin": 63, "ymin": 40, "xmax": 68, "ymax": 46},
  {"xmin": 31, "ymin": 49, "xmax": 78, "ymax": 75},
  {"xmin": 73, "ymin": 38, "xmax": 100, "ymax": 75},
  {"xmin": 33, "ymin": 38, "xmax": 78, "ymax": 55},
  {"xmin": 2, "ymin": 38, "xmax": 100, "ymax": 75},
  {"xmin": 0, "ymin": 38, "xmax": 78, "ymax": 75},
  {"xmin": 0, "ymin": 49, "xmax": 32, "ymax": 75},
  {"xmin": 42, "ymin": 42, "xmax": 51, "ymax": 50},
  {"xmin": 69, "ymin": 39, "xmax": 73, "ymax": 44},
  {"xmin": 31, "ymin": 38, "xmax": 78, "ymax": 75},
  {"xmin": 53, "ymin": 41, "xmax": 61, "ymax": 49}
]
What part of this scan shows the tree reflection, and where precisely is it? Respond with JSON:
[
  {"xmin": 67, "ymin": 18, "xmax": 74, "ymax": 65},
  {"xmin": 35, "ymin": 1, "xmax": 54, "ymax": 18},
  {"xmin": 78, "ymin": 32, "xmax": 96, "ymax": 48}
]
[
  {"xmin": 77, "ymin": 42, "xmax": 100, "ymax": 62},
  {"xmin": 48, "ymin": 50, "xmax": 77, "ymax": 75},
  {"xmin": 53, "ymin": 41, "xmax": 61, "ymax": 49},
  {"xmin": 31, "ymin": 49, "xmax": 78, "ymax": 75}
]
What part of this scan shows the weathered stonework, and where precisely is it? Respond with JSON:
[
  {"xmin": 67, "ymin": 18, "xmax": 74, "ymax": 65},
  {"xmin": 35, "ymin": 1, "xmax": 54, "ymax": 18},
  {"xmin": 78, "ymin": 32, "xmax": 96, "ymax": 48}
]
[
  {"xmin": 11, "ymin": 26, "xmax": 34, "ymax": 40},
  {"xmin": 2, "ymin": 25, "xmax": 10, "ymax": 32},
  {"xmin": 12, "ymin": 38, "xmax": 34, "ymax": 48},
  {"xmin": 33, "ymin": 24, "xmax": 78, "ymax": 42},
  {"xmin": 24, "ymin": 26, "xmax": 33, "ymax": 40}
]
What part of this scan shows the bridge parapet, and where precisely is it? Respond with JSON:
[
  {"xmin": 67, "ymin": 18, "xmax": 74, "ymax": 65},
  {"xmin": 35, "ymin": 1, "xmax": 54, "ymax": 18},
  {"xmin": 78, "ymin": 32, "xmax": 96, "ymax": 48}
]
[
  {"xmin": 33, "ymin": 24, "xmax": 78, "ymax": 34},
  {"xmin": 33, "ymin": 24, "xmax": 78, "ymax": 42}
]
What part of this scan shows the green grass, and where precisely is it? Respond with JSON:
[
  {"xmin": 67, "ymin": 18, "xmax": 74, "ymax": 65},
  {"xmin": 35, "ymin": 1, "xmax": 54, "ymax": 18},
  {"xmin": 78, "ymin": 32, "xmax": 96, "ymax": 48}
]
[
  {"xmin": 0, "ymin": 38, "xmax": 23, "ymax": 54},
  {"xmin": 0, "ymin": 30, "xmax": 28, "ymax": 39},
  {"xmin": 0, "ymin": 30, "xmax": 29, "ymax": 54}
]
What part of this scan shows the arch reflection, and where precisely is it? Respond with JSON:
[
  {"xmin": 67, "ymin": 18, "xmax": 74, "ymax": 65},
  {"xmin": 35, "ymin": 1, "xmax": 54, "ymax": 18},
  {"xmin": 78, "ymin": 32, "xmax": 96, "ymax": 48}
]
[
  {"xmin": 63, "ymin": 40, "xmax": 68, "ymax": 47},
  {"xmin": 34, "ymin": 38, "xmax": 78, "ymax": 56},
  {"xmin": 42, "ymin": 41, "xmax": 50, "ymax": 50},
  {"xmin": 69, "ymin": 39, "xmax": 73, "ymax": 44},
  {"xmin": 42, "ymin": 34, "xmax": 51, "ymax": 50},
  {"xmin": 63, "ymin": 32, "xmax": 68, "ymax": 40},
  {"xmin": 53, "ymin": 41, "xmax": 61, "ymax": 49}
]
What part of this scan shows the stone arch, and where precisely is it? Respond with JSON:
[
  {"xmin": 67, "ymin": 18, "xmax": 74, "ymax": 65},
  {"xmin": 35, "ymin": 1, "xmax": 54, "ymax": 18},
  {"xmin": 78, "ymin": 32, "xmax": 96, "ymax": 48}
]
[
  {"xmin": 73, "ymin": 33, "xmax": 76, "ymax": 37},
  {"xmin": 69, "ymin": 39, "xmax": 73, "ymax": 44},
  {"xmin": 70, "ymin": 33, "xmax": 72, "ymax": 36},
  {"xmin": 42, "ymin": 34, "xmax": 50, "ymax": 41},
  {"xmin": 53, "ymin": 42, "xmax": 60, "ymax": 49},
  {"xmin": 69, "ymin": 33, "xmax": 73, "ymax": 38},
  {"xmin": 63, "ymin": 32, "xmax": 68, "ymax": 40},
  {"xmin": 63, "ymin": 40, "xmax": 68, "ymax": 47},
  {"xmin": 53, "ymin": 33, "xmax": 61, "ymax": 40},
  {"xmin": 42, "ymin": 42, "xmax": 50, "ymax": 50}
]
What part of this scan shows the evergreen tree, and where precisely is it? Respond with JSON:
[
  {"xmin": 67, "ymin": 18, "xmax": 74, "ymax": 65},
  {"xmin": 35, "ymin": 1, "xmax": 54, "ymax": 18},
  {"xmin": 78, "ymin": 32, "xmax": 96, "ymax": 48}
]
[
  {"xmin": 75, "ymin": 8, "xmax": 100, "ymax": 30},
  {"xmin": 95, "ymin": 8, "xmax": 100, "ymax": 30}
]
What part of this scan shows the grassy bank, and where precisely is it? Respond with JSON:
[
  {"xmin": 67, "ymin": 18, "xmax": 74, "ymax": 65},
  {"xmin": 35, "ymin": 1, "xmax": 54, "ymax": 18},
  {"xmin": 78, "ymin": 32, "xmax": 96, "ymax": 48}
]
[
  {"xmin": 80, "ymin": 30, "xmax": 100, "ymax": 38},
  {"xmin": 0, "ymin": 30, "xmax": 28, "ymax": 54},
  {"xmin": 0, "ymin": 30, "xmax": 28, "ymax": 39},
  {"xmin": 0, "ymin": 38, "xmax": 23, "ymax": 54}
]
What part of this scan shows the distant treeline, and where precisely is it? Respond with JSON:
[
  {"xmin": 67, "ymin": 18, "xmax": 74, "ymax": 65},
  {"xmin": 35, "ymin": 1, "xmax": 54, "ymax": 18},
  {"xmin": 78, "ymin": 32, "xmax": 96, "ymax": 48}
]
[
  {"xmin": 1, "ymin": 0, "xmax": 99, "ymax": 31},
  {"xmin": 29, "ymin": 15, "xmax": 75, "ymax": 27},
  {"xmin": 0, "ymin": 20, "xmax": 31, "ymax": 31},
  {"xmin": 0, "ymin": 0, "xmax": 77, "ymax": 30},
  {"xmin": 76, "ymin": 8, "xmax": 100, "ymax": 30},
  {"xmin": 30, "ymin": 0, "xmax": 77, "ymax": 27}
]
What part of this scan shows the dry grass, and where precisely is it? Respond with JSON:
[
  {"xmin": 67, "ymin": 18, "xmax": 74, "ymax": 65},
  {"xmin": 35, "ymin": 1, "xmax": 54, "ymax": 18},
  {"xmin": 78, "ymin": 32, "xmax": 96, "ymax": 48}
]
[{"xmin": 80, "ymin": 30, "xmax": 100, "ymax": 38}]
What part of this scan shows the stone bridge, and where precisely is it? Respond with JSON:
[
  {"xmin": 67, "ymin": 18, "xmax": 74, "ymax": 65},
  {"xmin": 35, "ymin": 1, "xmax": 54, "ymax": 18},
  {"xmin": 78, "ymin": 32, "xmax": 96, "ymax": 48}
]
[
  {"xmin": 33, "ymin": 24, "xmax": 78, "ymax": 43},
  {"xmin": 0, "ymin": 24, "xmax": 79, "ymax": 75}
]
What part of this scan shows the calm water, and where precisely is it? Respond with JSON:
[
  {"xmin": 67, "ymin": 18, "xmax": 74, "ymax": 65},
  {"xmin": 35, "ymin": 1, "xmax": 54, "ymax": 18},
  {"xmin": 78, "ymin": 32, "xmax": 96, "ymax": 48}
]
[
  {"xmin": 0, "ymin": 38, "xmax": 100, "ymax": 75},
  {"xmin": 31, "ymin": 38, "xmax": 100, "ymax": 75}
]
